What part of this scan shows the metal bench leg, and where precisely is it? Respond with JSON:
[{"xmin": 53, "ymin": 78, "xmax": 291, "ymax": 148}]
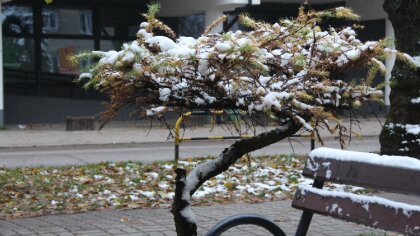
[
  {"xmin": 294, "ymin": 179, "xmax": 324, "ymax": 236},
  {"xmin": 295, "ymin": 210, "xmax": 314, "ymax": 236}
]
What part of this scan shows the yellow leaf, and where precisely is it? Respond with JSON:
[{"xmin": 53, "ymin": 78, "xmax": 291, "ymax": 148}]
[
  {"xmin": 223, "ymin": 181, "xmax": 236, "ymax": 190},
  {"xmin": 120, "ymin": 217, "xmax": 130, "ymax": 222}
]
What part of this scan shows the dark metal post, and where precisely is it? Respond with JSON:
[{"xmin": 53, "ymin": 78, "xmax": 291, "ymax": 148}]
[
  {"xmin": 92, "ymin": 4, "xmax": 100, "ymax": 51},
  {"xmin": 24, "ymin": 71, "xmax": 28, "ymax": 95},
  {"xmin": 310, "ymin": 136, "xmax": 315, "ymax": 151},
  {"xmin": 294, "ymin": 179, "xmax": 324, "ymax": 236},
  {"xmin": 33, "ymin": 1, "xmax": 42, "ymax": 96},
  {"xmin": 310, "ymin": 119, "xmax": 315, "ymax": 151},
  {"xmin": 175, "ymin": 143, "xmax": 179, "ymax": 164}
]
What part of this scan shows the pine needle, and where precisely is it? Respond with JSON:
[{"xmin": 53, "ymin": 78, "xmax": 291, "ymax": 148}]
[
  {"xmin": 142, "ymin": 14, "xmax": 176, "ymax": 39},
  {"xmin": 334, "ymin": 7, "xmax": 360, "ymax": 21},
  {"xmin": 203, "ymin": 15, "xmax": 227, "ymax": 35},
  {"xmin": 239, "ymin": 13, "xmax": 257, "ymax": 29},
  {"xmin": 147, "ymin": 2, "xmax": 160, "ymax": 19}
]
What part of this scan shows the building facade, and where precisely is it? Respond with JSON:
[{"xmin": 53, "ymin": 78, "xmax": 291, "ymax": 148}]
[{"xmin": 1, "ymin": 0, "xmax": 393, "ymax": 124}]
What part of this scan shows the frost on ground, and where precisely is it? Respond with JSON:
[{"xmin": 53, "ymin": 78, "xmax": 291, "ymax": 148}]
[{"xmin": 0, "ymin": 154, "xmax": 365, "ymax": 220}]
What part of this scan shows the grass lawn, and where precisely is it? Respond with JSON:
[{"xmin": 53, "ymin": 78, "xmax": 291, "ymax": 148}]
[{"xmin": 0, "ymin": 154, "xmax": 367, "ymax": 220}]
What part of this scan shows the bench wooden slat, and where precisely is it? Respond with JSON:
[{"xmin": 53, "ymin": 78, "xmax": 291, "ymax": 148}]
[
  {"xmin": 303, "ymin": 156, "xmax": 420, "ymax": 196},
  {"xmin": 292, "ymin": 187, "xmax": 420, "ymax": 235}
]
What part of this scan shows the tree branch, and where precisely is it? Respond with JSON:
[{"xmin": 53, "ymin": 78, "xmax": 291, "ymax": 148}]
[{"xmin": 171, "ymin": 120, "xmax": 302, "ymax": 236}]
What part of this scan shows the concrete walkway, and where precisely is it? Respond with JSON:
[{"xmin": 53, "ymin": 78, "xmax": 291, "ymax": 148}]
[
  {"xmin": 0, "ymin": 118, "xmax": 384, "ymax": 148},
  {"xmin": 0, "ymin": 200, "xmax": 389, "ymax": 236},
  {"xmin": 0, "ymin": 118, "xmax": 383, "ymax": 168}
]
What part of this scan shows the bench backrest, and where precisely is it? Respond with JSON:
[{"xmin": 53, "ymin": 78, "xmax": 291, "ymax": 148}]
[{"xmin": 292, "ymin": 148, "xmax": 420, "ymax": 235}]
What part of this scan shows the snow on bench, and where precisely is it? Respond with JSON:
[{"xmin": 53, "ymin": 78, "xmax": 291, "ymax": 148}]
[
  {"xmin": 309, "ymin": 147, "xmax": 420, "ymax": 171},
  {"xmin": 303, "ymin": 147, "xmax": 420, "ymax": 195},
  {"xmin": 292, "ymin": 147, "xmax": 420, "ymax": 236}
]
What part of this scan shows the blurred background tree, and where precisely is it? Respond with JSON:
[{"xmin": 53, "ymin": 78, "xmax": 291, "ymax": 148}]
[{"xmin": 380, "ymin": 0, "xmax": 420, "ymax": 158}]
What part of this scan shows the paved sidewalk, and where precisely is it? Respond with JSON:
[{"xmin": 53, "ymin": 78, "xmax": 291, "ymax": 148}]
[
  {"xmin": 0, "ymin": 118, "xmax": 383, "ymax": 168},
  {"xmin": 0, "ymin": 200, "xmax": 387, "ymax": 236},
  {"xmin": 0, "ymin": 118, "xmax": 385, "ymax": 148}
]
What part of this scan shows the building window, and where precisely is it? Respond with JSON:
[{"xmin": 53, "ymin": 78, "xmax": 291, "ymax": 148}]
[
  {"xmin": 100, "ymin": 6, "xmax": 142, "ymax": 38},
  {"xmin": 2, "ymin": 6, "xmax": 33, "ymax": 34},
  {"xmin": 42, "ymin": 11, "xmax": 59, "ymax": 33},
  {"xmin": 41, "ymin": 39, "xmax": 94, "ymax": 74},
  {"xmin": 3, "ymin": 37, "xmax": 35, "ymax": 71},
  {"xmin": 179, "ymin": 14, "xmax": 204, "ymax": 38},
  {"xmin": 79, "ymin": 11, "xmax": 93, "ymax": 35},
  {"xmin": 42, "ymin": 8, "xmax": 93, "ymax": 35},
  {"xmin": 3, "ymin": 1, "xmax": 149, "ymax": 100}
]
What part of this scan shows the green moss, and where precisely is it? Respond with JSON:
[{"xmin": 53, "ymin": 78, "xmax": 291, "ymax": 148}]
[
  {"xmin": 239, "ymin": 44, "xmax": 255, "ymax": 55},
  {"xmin": 293, "ymin": 54, "xmax": 306, "ymax": 68},
  {"xmin": 221, "ymin": 33, "xmax": 232, "ymax": 41}
]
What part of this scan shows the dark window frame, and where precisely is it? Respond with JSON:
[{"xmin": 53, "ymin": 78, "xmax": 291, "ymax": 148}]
[{"xmin": 3, "ymin": 0, "xmax": 148, "ymax": 99}]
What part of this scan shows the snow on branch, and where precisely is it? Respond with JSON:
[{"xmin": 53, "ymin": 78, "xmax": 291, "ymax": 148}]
[{"xmin": 74, "ymin": 4, "xmax": 415, "ymax": 131}]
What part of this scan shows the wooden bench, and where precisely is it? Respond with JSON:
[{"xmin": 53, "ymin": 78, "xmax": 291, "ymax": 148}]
[
  {"xmin": 292, "ymin": 147, "xmax": 420, "ymax": 236},
  {"xmin": 207, "ymin": 147, "xmax": 420, "ymax": 236}
]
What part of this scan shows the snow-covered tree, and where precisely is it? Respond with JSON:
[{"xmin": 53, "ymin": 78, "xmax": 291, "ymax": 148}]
[
  {"xmin": 76, "ymin": 4, "xmax": 415, "ymax": 236},
  {"xmin": 380, "ymin": 0, "xmax": 420, "ymax": 158}
]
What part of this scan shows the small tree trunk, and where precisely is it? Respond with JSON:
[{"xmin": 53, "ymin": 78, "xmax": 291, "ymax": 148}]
[
  {"xmin": 171, "ymin": 168, "xmax": 197, "ymax": 236},
  {"xmin": 171, "ymin": 122, "xmax": 301, "ymax": 236},
  {"xmin": 380, "ymin": 0, "xmax": 420, "ymax": 158}
]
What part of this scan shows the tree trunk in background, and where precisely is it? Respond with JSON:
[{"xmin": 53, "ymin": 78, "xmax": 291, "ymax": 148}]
[{"xmin": 380, "ymin": 0, "xmax": 420, "ymax": 158}]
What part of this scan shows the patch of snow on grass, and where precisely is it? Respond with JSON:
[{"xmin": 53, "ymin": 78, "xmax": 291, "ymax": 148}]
[{"xmin": 139, "ymin": 190, "xmax": 155, "ymax": 198}]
